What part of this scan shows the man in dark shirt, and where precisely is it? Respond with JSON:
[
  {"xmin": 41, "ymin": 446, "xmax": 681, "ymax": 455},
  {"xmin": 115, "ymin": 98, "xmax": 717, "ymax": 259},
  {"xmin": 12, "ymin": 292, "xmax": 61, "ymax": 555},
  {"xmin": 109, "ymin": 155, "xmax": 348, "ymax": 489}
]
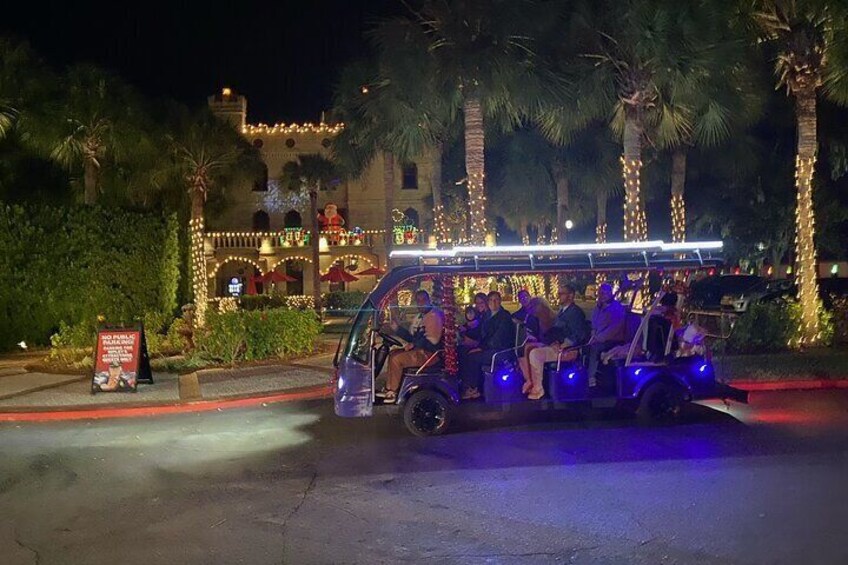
[
  {"xmin": 525, "ymin": 284, "xmax": 589, "ymax": 399},
  {"xmin": 460, "ymin": 291, "xmax": 515, "ymax": 399}
]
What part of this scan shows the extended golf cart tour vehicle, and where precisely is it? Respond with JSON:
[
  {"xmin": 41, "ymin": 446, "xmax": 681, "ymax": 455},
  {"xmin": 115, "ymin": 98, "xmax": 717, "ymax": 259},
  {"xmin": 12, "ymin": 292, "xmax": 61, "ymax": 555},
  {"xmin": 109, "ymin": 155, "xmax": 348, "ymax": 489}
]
[{"xmin": 333, "ymin": 240, "xmax": 749, "ymax": 436}]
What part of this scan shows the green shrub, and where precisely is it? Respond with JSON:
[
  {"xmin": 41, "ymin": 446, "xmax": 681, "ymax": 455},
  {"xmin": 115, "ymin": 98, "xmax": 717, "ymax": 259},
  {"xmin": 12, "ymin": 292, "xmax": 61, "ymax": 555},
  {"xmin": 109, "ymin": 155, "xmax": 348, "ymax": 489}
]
[
  {"xmin": 239, "ymin": 294, "xmax": 288, "ymax": 311},
  {"xmin": 726, "ymin": 301, "xmax": 833, "ymax": 353},
  {"xmin": 0, "ymin": 203, "xmax": 182, "ymax": 350},
  {"xmin": 324, "ymin": 291, "xmax": 367, "ymax": 314},
  {"xmin": 727, "ymin": 303, "xmax": 797, "ymax": 354},
  {"xmin": 192, "ymin": 308, "xmax": 321, "ymax": 365},
  {"xmin": 50, "ymin": 320, "xmax": 97, "ymax": 350}
]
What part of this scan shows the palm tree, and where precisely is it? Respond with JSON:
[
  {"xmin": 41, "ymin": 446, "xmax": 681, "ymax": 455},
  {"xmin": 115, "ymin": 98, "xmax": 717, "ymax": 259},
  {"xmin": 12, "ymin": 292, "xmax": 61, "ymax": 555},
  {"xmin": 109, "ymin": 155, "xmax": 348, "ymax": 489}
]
[
  {"xmin": 281, "ymin": 154, "xmax": 339, "ymax": 313},
  {"xmin": 0, "ymin": 39, "xmax": 48, "ymax": 141},
  {"xmin": 166, "ymin": 113, "xmax": 250, "ymax": 326},
  {"xmin": 656, "ymin": 7, "xmax": 764, "ymax": 242},
  {"xmin": 379, "ymin": 0, "xmax": 552, "ymax": 245},
  {"xmin": 751, "ymin": 0, "xmax": 848, "ymax": 344},
  {"xmin": 541, "ymin": 0, "xmax": 728, "ymax": 242},
  {"xmin": 368, "ymin": 22, "xmax": 460, "ymax": 245},
  {"xmin": 34, "ymin": 65, "xmax": 143, "ymax": 205},
  {"xmin": 488, "ymin": 129, "xmax": 556, "ymax": 243}
]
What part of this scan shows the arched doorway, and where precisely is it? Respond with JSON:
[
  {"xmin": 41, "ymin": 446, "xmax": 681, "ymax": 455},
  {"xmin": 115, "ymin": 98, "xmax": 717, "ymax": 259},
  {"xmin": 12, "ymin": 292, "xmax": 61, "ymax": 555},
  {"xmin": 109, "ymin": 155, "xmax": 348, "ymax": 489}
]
[
  {"xmin": 284, "ymin": 259, "xmax": 305, "ymax": 295},
  {"xmin": 284, "ymin": 210, "xmax": 303, "ymax": 228},
  {"xmin": 253, "ymin": 210, "xmax": 271, "ymax": 231},
  {"xmin": 215, "ymin": 260, "xmax": 263, "ymax": 297}
]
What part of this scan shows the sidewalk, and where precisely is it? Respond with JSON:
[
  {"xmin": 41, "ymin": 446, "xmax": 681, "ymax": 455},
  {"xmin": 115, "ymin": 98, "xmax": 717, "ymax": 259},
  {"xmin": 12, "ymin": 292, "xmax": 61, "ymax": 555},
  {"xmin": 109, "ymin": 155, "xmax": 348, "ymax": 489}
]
[{"xmin": 0, "ymin": 350, "xmax": 336, "ymax": 417}]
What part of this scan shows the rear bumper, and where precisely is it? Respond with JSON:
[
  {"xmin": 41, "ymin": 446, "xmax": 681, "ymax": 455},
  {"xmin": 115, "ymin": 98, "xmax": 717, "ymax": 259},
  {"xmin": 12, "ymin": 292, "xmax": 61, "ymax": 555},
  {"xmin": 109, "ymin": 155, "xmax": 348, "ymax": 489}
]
[{"xmin": 698, "ymin": 382, "xmax": 749, "ymax": 404}]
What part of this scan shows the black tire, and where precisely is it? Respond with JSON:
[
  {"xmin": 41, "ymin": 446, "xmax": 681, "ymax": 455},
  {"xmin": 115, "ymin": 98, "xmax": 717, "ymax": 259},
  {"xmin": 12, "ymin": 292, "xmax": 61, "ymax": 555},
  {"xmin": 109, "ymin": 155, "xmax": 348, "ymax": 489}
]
[
  {"xmin": 403, "ymin": 389, "xmax": 452, "ymax": 437},
  {"xmin": 637, "ymin": 381, "xmax": 685, "ymax": 424}
]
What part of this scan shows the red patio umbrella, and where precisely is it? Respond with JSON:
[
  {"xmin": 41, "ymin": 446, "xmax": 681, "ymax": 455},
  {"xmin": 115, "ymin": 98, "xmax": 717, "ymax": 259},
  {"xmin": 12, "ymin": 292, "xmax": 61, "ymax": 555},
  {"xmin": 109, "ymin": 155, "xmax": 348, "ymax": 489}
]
[
  {"xmin": 263, "ymin": 271, "xmax": 297, "ymax": 284},
  {"xmin": 356, "ymin": 266, "xmax": 386, "ymax": 277},
  {"xmin": 245, "ymin": 275, "xmax": 262, "ymax": 296},
  {"xmin": 321, "ymin": 265, "xmax": 360, "ymax": 283}
]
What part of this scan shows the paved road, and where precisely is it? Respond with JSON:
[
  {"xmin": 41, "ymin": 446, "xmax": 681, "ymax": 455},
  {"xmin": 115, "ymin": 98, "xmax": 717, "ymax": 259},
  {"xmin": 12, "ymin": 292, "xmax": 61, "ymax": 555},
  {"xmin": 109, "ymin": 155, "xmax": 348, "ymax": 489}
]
[{"xmin": 1, "ymin": 391, "xmax": 847, "ymax": 564}]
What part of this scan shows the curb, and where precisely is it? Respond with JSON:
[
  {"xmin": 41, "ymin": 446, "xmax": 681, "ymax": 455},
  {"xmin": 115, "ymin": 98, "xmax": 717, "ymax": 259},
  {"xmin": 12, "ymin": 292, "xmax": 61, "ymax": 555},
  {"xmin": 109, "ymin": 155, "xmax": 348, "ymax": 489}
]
[
  {"xmin": 730, "ymin": 379, "xmax": 848, "ymax": 392},
  {"xmin": 0, "ymin": 384, "xmax": 333, "ymax": 423}
]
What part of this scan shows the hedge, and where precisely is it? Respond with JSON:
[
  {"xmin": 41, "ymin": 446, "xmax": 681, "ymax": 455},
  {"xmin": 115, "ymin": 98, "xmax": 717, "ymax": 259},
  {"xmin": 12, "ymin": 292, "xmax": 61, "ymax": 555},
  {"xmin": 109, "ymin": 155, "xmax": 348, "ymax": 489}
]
[
  {"xmin": 324, "ymin": 291, "xmax": 367, "ymax": 314},
  {"xmin": 193, "ymin": 308, "xmax": 322, "ymax": 365},
  {"xmin": 0, "ymin": 203, "xmax": 181, "ymax": 350}
]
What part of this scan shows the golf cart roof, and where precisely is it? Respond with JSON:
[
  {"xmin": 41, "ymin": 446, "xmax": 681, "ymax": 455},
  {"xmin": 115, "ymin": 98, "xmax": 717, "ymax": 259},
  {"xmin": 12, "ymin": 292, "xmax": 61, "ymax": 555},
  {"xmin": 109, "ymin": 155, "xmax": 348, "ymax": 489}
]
[{"xmin": 370, "ymin": 240, "xmax": 723, "ymax": 304}]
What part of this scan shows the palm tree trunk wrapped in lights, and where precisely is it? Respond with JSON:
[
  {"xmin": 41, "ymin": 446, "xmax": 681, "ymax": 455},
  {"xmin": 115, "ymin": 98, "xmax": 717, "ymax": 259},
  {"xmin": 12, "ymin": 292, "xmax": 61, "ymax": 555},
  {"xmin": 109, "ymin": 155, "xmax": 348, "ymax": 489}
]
[
  {"xmin": 794, "ymin": 87, "xmax": 821, "ymax": 344},
  {"xmin": 464, "ymin": 97, "xmax": 487, "ymax": 245},
  {"xmin": 189, "ymin": 184, "xmax": 208, "ymax": 328},
  {"xmin": 670, "ymin": 148, "xmax": 687, "ymax": 242},
  {"xmin": 621, "ymin": 111, "xmax": 647, "ymax": 242}
]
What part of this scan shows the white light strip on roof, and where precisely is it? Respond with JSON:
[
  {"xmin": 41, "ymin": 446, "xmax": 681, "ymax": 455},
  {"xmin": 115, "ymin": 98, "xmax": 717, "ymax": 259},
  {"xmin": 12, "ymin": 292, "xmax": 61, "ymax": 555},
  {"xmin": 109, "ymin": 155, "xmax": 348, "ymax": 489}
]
[{"xmin": 390, "ymin": 240, "xmax": 723, "ymax": 259}]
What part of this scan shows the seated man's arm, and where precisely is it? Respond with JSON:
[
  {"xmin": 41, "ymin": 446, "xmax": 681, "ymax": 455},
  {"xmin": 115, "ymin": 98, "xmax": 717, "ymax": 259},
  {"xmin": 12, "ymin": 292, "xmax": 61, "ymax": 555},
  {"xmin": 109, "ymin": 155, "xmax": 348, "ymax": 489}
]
[
  {"xmin": 394, "ymin": 323, "xmax": 415, "ymax": 343},
  {"xmin": 593, "ymin": 305, "xmax": 626, "ymax": 343},
  {"xmin": 489, "ymin": 313, "xmax": 516, "ymax": 350}
]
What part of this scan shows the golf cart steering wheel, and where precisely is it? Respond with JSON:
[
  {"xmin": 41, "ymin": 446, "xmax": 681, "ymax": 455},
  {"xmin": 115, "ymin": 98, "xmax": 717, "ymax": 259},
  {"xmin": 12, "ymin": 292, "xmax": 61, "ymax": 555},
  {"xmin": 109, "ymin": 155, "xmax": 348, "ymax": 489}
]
[{"xmin": 377, "ymin": 330, "xmax": 404, "ymax": 349}]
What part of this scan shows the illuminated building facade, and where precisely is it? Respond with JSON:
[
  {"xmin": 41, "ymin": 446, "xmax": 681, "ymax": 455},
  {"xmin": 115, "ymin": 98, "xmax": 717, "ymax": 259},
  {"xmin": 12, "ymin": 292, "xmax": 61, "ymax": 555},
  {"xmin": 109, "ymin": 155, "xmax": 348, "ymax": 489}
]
[{"xmin": 205, "ymin": 88, "xmax": 435, "ymax": 299}]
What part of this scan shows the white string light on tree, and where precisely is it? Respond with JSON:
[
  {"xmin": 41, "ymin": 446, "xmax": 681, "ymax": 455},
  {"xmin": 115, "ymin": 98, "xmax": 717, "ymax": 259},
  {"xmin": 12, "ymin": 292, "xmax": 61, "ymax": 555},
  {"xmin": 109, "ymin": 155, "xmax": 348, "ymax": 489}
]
[
  {"xmin": 794, "ymin": 155, "xmax": 821, "ymax": 344},
  {"xmin": 621, "ymin": 157, "xmax": 647, "ymax": 242},
  {"xmin": 671, "ymin": 193, "xmax": 686, "ymax": 243}
]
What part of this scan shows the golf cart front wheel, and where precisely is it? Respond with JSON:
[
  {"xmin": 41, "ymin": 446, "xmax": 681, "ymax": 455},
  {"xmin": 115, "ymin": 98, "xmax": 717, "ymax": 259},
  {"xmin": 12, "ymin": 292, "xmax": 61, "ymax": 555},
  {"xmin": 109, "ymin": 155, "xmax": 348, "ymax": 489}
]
[{"xmin": 403, "ymin": 389, "xmax": 452, "ymax": 437}]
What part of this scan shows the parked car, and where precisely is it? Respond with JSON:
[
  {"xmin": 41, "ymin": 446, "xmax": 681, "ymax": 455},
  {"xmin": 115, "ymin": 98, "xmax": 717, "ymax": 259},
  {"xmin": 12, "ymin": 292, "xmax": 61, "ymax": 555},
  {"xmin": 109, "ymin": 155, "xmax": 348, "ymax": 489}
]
[{"xmin": 690, "ymin": 275, "xmax": 795, "ymax": 313}]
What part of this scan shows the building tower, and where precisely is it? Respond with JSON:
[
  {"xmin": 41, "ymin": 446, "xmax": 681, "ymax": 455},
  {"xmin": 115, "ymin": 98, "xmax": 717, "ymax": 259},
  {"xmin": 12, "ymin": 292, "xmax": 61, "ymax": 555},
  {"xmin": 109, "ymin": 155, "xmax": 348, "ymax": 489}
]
[{"xmin": 207, "ymin": 87, "xmax": 247, "ymax": 130}]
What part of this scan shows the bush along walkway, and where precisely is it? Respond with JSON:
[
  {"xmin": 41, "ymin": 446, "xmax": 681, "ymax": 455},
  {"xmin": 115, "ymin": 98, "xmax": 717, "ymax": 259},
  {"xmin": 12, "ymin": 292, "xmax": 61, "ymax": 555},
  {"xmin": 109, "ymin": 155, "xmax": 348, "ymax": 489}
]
[
  {"xmin": 0, "ymin": 351, "xmax": 335, "ymax": 418},
  {"xmin": 714, "ymin": 348, "xmax": 848, "ymax": 384}
]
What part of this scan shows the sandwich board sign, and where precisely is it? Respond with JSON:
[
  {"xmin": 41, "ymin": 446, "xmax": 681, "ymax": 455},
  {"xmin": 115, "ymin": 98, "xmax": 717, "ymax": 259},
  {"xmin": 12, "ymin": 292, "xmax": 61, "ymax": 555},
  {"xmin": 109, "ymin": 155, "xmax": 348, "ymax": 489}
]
[{"xmin": 92, "ymin": 323, "xmax": 153, "ymax": 393}]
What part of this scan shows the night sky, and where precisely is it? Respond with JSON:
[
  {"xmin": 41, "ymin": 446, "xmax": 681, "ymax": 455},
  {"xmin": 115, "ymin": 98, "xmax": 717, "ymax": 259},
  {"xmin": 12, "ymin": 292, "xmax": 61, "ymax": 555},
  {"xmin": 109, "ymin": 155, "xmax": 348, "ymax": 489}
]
[{"xmin": 2, "ymin": 0, "xmax": 401, "ymax": 124}]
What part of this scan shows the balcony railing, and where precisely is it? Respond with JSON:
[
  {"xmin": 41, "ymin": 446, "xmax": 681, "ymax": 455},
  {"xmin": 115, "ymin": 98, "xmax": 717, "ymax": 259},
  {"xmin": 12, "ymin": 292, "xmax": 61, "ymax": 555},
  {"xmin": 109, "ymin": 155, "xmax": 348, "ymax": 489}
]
[{"xmin": 206, "ymin": 228, "xmax": 428, "ymax": 251}]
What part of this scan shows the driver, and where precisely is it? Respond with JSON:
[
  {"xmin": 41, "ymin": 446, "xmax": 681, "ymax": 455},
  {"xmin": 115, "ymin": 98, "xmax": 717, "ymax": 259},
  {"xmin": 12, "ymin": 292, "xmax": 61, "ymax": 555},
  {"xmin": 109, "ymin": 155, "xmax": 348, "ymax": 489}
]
[{"xmin": 377, "ymin": 290, "xmax": 444, "ymax": 404}]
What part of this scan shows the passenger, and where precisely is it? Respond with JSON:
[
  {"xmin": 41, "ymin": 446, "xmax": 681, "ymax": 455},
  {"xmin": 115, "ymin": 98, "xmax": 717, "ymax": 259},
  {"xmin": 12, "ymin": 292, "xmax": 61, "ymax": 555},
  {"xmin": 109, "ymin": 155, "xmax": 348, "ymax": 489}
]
[
  {"xmin": 459, "ymin": 305, "xmax": 479, "ymax": 335},
  {"xmin": 657, "ymin": 291, "xmax": 682, "ymax": 329},
  {"xmin": 524, "ymin": 284, "xmax": 589, "ymax": 399},
  {"xmin": 511, "ymin": 289, "xmax": 533, "ymax": 325},
  {"xmin": 377, "ymin": 290, "xmax": 444, "ymax": 404},
  {"xmin": 517, "ymin": 297, "xmax": 557, "ymax": 395},
  {"xmin": 461, "ymin": 292, "xmax": 490, "ymax": 345},
  {"xmin": 586, "ymin": 283, "xmax": 627, "ymax": 386},
  {"xmin": 459, "ymin": 291, "xmax": 515, "ymax": 400}
]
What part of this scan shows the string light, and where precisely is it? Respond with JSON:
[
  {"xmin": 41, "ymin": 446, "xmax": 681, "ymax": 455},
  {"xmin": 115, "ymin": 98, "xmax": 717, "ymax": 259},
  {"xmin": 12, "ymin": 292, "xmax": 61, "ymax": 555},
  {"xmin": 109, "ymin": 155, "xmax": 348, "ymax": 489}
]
[
  {"xmin": 621, "ymin": 157, "xmax": 647, "ymax": 242},
  {"xmin": 218, "ymin": 297, "xmax": 238, "ymax": 313},
  {"xmin": 433, "ymin": 204, "xmax": 450, "ymax": 244},
  {"xmin": 467, "ymin": 172, "xmax": 488, "ymax": 245},
  {"xmin": 284, "ymin": 295, "xmax": 316, "ymax": 310},
  {"xmin": 241, "ymin": 122, "xmax": 345, "ymax": 136},
  {"xmin": 190, "ymin": 217, "xmax": 208, "ymax": 327},
  {"xmin": 267, "ymin": 256, "xmax": 313, "ymax": 272},
  {"xmin": 794, "ymin": 155, "xmax": 822, "ymax": 345},
  {"xmin": 671, "ymin": 193, "xmax": 686, "ymax": 243},
  {"xmin": 208, "ymin": 256, "xmax": 265, "ymax": 278},
  {"xmin": 442, "ymin": 276, "xmax": 458, "ymax": 375},
  {"xmin": 319, "ymin": 254, "xmax": 375, "ymax": 275}
]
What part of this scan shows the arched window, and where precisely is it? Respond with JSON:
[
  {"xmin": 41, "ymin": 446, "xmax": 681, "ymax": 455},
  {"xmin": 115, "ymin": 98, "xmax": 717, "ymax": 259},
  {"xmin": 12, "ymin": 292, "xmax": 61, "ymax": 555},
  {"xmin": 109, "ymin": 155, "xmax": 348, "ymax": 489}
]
[
  {"xmin": 284, "ymin": 210, "xmax": 302, "ymax": 228},
  {"xmin": 252, "ymin": 163, "xmax": 269, "ymax": 192},
  {"xmin": 403, "ymin": 207, "xmax": 420, "ymax": 228},
  {"xmin": 402, "ymin": 162, "xmax": 418, "ymax": 189},
  {"xmin": 252, "ymin": 210, "xmax": 270, "ymax": 231}
]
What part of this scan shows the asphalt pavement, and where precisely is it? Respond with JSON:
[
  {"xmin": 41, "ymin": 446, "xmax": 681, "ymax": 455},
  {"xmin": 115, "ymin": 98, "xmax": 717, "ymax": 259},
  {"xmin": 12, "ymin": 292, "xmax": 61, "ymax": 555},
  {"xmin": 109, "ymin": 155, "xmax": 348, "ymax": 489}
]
[{"xmin": 1, "ymin": 390, "xmax": 847, "ymax": 564}]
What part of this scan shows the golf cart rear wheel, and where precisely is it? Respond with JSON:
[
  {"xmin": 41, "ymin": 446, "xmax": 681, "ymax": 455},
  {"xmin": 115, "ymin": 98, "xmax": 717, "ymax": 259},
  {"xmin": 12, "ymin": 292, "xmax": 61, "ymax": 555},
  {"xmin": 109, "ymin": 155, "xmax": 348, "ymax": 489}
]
[
  {"xmin": 637, "ymin": 381, "xmax": 685, "ymax": 424},
  {"xmin": 403, "ymin": 390, "xmax": 451, "ymax": 437}
]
